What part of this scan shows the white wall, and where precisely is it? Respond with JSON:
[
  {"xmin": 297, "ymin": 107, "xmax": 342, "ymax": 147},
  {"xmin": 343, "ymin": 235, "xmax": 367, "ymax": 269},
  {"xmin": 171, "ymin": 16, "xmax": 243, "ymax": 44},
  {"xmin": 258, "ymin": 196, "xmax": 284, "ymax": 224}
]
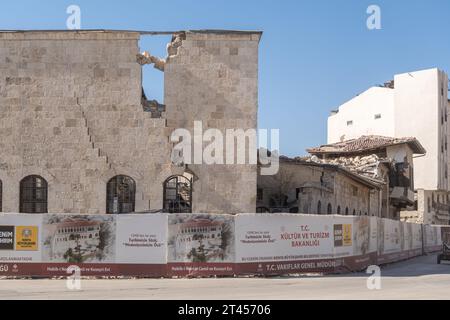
[
  {"xmin": 393, "ymin": 68, "xmax": 447, "ymax": 190},
  {"xmin": 328, "ymin": 87, "xmax": 395, "ymax": 143},
  {"xmin": 327, "ymin": 68, "xmax": 449, "ymax": 191}
]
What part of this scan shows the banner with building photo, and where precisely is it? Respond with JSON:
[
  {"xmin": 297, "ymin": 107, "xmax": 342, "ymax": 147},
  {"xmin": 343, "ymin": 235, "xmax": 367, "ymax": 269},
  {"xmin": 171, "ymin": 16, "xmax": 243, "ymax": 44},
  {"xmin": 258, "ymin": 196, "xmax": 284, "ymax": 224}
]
[
  {"xmin": 36, "ymin": 214, "xmax": 117, "ymax": 276},
  {"xmin": 235, "ymin": 214, "xmax": 338, "ymax": 275},
  {"xmin": 114, "ymin": 214, "xmax": 167, "ymax": 276},
  {"xmin": 42, "ymin": 214, "xmax": 116, "ymax": 263},
  {"xmin": 0, "ymin": 213, "xmax": 43, "ymax": 274},
  {"xmin": 167, "ymin": 213, "xmax": 236, "ymax": 276}
]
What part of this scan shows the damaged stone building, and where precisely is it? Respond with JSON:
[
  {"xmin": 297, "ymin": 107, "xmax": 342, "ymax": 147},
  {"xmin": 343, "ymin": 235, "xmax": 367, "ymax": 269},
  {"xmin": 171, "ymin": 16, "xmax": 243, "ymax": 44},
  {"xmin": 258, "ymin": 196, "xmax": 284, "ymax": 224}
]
[
  {"xmin": 0, "ymin": 30, "xmax": 261, "ymax": 214},
  {"xmin": 257, "ymin": 156, "xmax": 383, "ymax": 216},
  {"xmin": 258, "ymin": 135, "xmax": 426, "ymax": 220},
  {"xmin": 307, "ymin": 135, "xmax": 426, "ymax": 220}
]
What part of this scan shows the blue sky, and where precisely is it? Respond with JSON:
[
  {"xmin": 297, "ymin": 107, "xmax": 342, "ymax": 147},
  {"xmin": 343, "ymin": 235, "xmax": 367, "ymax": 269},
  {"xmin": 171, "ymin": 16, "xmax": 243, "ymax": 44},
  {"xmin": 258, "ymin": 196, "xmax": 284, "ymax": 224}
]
[{"xmin": 1, "ymin": 0, "xmax": 450, "ymax": 156}]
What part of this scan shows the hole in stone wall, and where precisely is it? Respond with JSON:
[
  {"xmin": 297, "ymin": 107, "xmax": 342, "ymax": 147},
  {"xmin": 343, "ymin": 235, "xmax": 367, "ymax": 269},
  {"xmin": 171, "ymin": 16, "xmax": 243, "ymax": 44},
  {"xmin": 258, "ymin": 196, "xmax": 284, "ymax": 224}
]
[{"xmin": 138, "ymin": 35, "xmax": 172, "ymax": 117}]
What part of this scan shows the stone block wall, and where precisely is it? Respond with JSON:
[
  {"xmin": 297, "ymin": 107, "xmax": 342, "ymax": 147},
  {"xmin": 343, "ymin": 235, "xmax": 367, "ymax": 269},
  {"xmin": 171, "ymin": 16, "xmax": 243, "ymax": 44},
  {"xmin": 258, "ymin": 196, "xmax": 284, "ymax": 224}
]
[
  {"xmin": 0, "ymin": 30, "xmax": 261, "ymax": 214},
  {"xmin": 0, "ymin": 31, "xmax": 173, "ymax": 213},
  {"xmin": 257, "ymin": 161, "xmax": 381, "ymax": 216},
  {"xmin": 164, "ymin": 31, "xmax": 261, "ymax": 213}
]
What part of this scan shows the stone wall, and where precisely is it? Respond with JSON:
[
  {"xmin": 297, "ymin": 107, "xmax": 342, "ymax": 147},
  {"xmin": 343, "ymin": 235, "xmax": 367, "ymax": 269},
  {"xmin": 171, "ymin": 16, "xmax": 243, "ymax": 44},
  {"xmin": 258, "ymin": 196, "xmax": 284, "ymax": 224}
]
[
  {"xmin": 414, "ymin": 189, "xmax": 450, "ymax": 225},
  {"xmin": 164, "ymin": 31, "xmax": 261, "ymax": 213},
  {"xmin": 0, "ymin": 30, "xmax": 260, "ymax": 214},
  {"xmin": 257, "ymin": 161, "xmax": 381, "ymax": 216}
]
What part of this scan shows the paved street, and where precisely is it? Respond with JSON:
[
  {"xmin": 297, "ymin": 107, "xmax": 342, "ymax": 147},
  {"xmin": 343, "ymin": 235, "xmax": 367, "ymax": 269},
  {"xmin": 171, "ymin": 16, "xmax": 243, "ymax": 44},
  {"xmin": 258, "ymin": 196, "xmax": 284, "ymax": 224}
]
[{"xmin": 0, "ymin": 254, "xmax": 449, "ymax": 300}]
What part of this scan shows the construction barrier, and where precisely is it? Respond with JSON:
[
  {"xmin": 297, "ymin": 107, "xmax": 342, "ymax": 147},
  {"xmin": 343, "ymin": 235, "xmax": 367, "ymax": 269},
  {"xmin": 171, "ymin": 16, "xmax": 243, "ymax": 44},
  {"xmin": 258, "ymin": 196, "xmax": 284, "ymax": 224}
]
[{"xmin": 0, "ymin": 213, "xmax": 446, "ymax": 278}]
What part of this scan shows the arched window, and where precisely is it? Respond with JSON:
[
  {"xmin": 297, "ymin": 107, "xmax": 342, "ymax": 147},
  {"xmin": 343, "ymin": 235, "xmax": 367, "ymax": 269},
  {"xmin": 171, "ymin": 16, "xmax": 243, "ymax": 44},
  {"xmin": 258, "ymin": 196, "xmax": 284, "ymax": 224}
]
[
  {"xmin": 20, "ymin": 175, "xmax": 48, "ymax": 213},
  {"xmin": 106, "ymin": 175, "xmax": 136, "ymax": 214},
  {"xmin": 0, "ymin": 179, "xmax": 2, "ymax": 212},
  {"xmin": 317, "ymin": 201, "xmax": 322, "ymax": 214},
  {"xmin": 337, "ymin": 206, "xmax": 341, "ymax": 215},
  {"xmin": 163, "ymin": 175, "xmax": 192, "ymax": 213},
  {"xmin": 327, "ymin": 203, "xmax": 332, "ymax": 215},
  {"xmin": 353, "ymin": 209, "xmax": 356, "ymax": 216},
  {"xmin": 345, "ymin": 207, "xmax": 349, "ymax": 215}
]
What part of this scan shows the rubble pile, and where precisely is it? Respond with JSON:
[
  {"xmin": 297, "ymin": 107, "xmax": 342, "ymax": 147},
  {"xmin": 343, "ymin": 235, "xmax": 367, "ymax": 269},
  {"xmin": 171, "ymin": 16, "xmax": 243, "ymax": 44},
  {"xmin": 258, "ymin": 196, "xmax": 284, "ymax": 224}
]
[
  {"xmin": 136, "ymin": 32, "xmax": 186, "ymax": 72},
  {"xmin": 136, "ymin": 51, "xmax": 166, "ymax": 71},
  {"xmin": 307, "ymin": 154, "xmax": 385, "ymax": 180}
]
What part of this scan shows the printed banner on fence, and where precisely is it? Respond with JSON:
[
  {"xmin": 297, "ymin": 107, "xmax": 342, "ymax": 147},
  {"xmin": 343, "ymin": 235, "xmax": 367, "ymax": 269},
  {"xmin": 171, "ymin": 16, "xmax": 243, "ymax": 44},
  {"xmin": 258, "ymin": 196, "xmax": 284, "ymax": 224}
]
[
  {"xmin": 333, "ymin": 216, "xmax": 377, "ymax": 271},
  {"xmin": 42, "ymin": 214, "xmax": 116, "ymax": 264},
  {"xmin": 235, "ymin": 214, "xmax": 338, "ymax": 274},
  {"xmin": 0, "ymin": 213, "xmax": 168, "ymax": 277},
  {"xmin": 383, "ymin": 219, "xmax": 402, "ymax": 254},
  {"xmin": 115, "ymin": 214, "xmax": 167, "ymax": 264},
  {"xmin": 0, "ymin": 212, "xmax": 446, "ymax": 278},
  {"xmin": 167, "ymin": 213, "xmax": 235, "ymax": 276},
  {"xmin": 423, "ymin": 225, "xmax": 443, "ymax": 253},
  {"xmin": 0, "ymin": 214, "xmax": 43, "ymax": 263}
]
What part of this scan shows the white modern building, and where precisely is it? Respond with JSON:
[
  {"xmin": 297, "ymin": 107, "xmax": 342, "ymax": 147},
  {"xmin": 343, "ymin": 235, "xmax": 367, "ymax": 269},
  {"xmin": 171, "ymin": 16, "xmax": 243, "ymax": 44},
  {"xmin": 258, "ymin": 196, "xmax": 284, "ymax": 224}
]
[{"xmin": 328, "ymin": 68, "xmax": 449, "ymax": 225}]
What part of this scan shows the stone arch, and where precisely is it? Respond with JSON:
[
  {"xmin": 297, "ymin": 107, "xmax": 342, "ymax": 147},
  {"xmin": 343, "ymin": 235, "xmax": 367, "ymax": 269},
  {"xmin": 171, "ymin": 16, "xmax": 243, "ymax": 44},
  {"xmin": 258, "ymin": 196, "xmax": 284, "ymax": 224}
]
[
  {"xmin": 20, "ymin": 175, "xmax": 48, "ymax": 213},
  {"xmin": 163, "ymin": 175, "xmax": 192, "ymax": 213},
  {"xmin": 106, "ymin": 175, "xmax": 136, "ymax": 214}
]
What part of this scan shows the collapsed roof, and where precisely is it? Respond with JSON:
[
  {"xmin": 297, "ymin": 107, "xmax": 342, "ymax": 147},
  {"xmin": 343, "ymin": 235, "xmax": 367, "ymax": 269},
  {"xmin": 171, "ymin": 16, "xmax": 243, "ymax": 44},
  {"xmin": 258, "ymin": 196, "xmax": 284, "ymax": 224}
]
[
  {"xmin": 279, "ymin": 156, "xmax": 384, "ymax": 189},
  {"xmin": 307, "ymin": 135, "xmax": 426, "ymax": 156}
]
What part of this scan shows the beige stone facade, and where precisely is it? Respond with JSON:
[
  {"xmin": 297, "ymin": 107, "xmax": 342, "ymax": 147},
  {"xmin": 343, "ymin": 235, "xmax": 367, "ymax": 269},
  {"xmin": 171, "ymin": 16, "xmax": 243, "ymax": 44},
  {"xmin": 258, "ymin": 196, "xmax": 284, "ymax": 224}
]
[
  {"xmin": 257, "ymin": 158, "xmax": 382, "ymax": 217},
  {"xmin": 0, "ymin": 30, "xmax": 261, "ymax": 214},
  {"xmin": 401, "ymin": 189, "xmax": 450, "ymax": 225},
  {"xmin": 307, "ymin": 135, "xmax": 426, "ymax": 220}
]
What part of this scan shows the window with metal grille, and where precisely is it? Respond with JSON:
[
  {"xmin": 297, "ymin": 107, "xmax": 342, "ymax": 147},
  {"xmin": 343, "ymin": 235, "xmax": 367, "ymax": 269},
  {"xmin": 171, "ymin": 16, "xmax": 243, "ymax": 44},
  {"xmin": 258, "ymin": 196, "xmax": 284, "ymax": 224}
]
[
  {"xmin": 20, "ymin": 175, "xmax": 48, "ymax": 213},
  {"xmin": 106, "ymin": 175, "xmax": 136, "ymax": 214},
  {"xmin": 163, "ymin": 175, "xmax": 192, "ymax": 213}
]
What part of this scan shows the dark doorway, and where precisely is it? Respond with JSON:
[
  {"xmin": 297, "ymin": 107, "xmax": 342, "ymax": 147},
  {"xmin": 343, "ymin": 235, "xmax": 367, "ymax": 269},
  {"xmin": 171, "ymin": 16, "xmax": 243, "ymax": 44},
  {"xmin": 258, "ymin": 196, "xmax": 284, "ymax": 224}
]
[
  {"xmin": 106, "ymin": 175, "xmax": 136, "ymax": 214},
  {"xmin": 163, "ymin": 175, "xmax": 192, "ymax": 213}
]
